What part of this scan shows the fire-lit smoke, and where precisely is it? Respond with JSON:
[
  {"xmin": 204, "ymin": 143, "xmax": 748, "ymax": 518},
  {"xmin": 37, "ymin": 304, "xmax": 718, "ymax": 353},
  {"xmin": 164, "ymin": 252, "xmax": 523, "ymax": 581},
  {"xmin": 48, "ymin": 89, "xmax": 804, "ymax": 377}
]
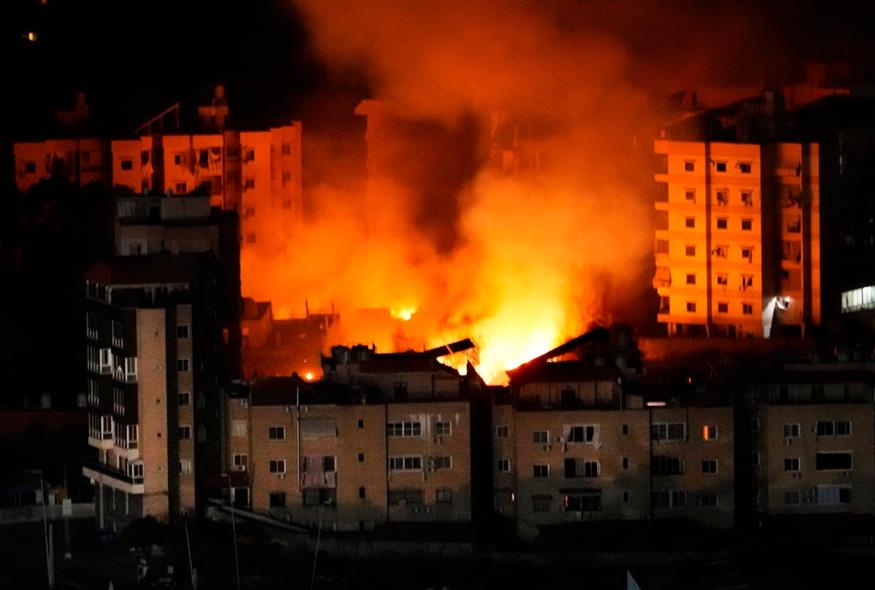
[{"xmin": 241, "ymin": 0, "xmax": 785, "ymax": 383}]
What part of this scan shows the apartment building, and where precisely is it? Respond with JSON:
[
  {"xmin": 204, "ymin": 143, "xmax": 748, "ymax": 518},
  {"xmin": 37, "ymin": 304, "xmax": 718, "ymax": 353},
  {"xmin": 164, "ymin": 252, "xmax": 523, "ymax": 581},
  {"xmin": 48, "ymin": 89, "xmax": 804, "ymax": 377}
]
[
  {"xmin": 653, "ymin": 138, "xmax": 820, "ymax": 338},
  {"xmin": 221, "ymin": 345, "xmax": 481, "ymax": 531},
  {"xmin": 13, "ymin": 138, "xmax": 109, "ymax": 192},
  {"xmin": 649, "ymin": 405, "xmax": 735, "ymax": 528},
  {"xmin": 81, "ymin": 251, "xmax": 237, "ymax": 531},
  {"xmin": 750, "ymin": 364, "xmax": 875, "ymax": 517},
  {"xmin": 13, "ymin": 87, "xmax": 303, "ymax": 293}
]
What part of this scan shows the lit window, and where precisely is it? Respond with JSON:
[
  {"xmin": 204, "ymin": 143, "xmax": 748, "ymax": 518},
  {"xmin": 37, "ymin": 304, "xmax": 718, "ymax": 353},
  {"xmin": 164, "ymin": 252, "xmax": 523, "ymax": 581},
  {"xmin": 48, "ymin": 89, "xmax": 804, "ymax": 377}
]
[{"xmin": 702, "ymin": 425, "xmax": 718, "ymax": 440}]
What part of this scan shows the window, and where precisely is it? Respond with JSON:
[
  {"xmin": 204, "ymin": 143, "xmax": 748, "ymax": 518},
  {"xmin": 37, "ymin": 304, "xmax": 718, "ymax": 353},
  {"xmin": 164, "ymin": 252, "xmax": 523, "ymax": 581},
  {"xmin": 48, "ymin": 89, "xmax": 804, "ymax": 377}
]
[
  {"xmin": 716, "ymin": 189, "xmax": 728, "ymax": 205},
  {"xmin": 175, "ymin": 182, "xmax": 187, "ymax": 194},
  {"xmin": 622, "ymin": 424, "xmax": 629, "ymax": 435},
  {"xmin": 435, "ymin": 488, "xmax": 453, "ymax": 504},
  {"xmin": 387, "ymin": 421, "xmax": 422, "ymax": 437},
  {"xmin": 652, "ymin": 423, "xmax": 686, "ymax": 441},
  {"xmin": 564, "ymin": 459, "xmax": 598, "ymax": 478},
  {"xmin": 233, "ymin": 454, "xmax": 248, "ymax": 471},
  {"xmin": 816, "ymin": 452, "xmax": 852, "ymax": 471},
  {"xmin": 684, "ymin": 160, "xmax": 695, "ymax": 172},
  {"xmin": 282, "ymin": 172, "xmax": 292, "ymax": 185},
  {"xmin": 816, "ymin": 486, "xmax": 851, "ymax": 506},
  {"xmin": 741, "ymin": 247, "xmax": 753, "ymax": 260},
  {"xmin": 269, "ymin": 492, "xmax": 286, "ymax": 507},
  {"xmin": 652, "ymin": 456, "xmax": 684, "ymax": 475},
  {"xmin": 685, "ymin": 273, "xmax": 696, "ymax": 285},
  {"xmin": 497, "ymin": 459, "xmax": 511, "ymax": 472},
  {"xmin": 738, "ymin": 162, "xmax": 752, "ymax": 174},
  {"xmin": 816, "ymin": 420, "xmax": 850, "ymax": 437},
  {"xmin": 836, "ymin": 420, "xmax": 851, "ymax": 436},
  {"xmin": 434, "ymin": 421, "xmax": 451, "ymax": 437},
  {"xmin": 716, "ymin": 274, "xmax": 728, "ymax": 287},
  {"xmin": 320, "ymin": 456, "xmax": 336, "ymax": 472},
  {"xmin": 86, "ymin": 312, "xmax": 99, "ymax": 340},
  {"xmin": 496, "ymin": 425, "xmax": 509, "ymax": 439},
  {"xmin": 356, "ymin": 453, "xmax": 365, "ymax": 463},
  {"xmin": 432, "ymin": 456, "xmax": 451, "ymax": 471},
  {"xmin": 88, "ymin": 380, "xmax": 100, "ymax": 406},
  {"xmin": 388, "ymin": 456, "xmax": 422, "ymax": 471},
  {"xmin": 176, "ymin": 325, "xmax": 190, "ymax": 339},
  {"xmin": 717, "ymin": 302, "xmax": 729, "ymax": 314},
  {"xmin": 564, "ymin": 490, "xmax": 602, "ymax": 512},
  {"xmin": 24, "ymin": 161, "xmax": 36, "ymax": 174},
  {"xmin": 358, "ymin": 487, "xmax": 366, "ymax": 499},
  {"xmin": 268, "ymin": 426, "xmax": 286, "ymax": 440},
  {"xmin": 532, "ymin": 495, "xmax": 552, "ymax": 513},
  {"xmin": 712, "ymin": 245, "xmax": 728, "ymax": 258},
  {"xmin": 685, "ymin": 245, "xmax": 696, "ymax": 257},
  {"xmin": 281, "ymin": 143, "xmax": 292, "ymax": 155},
  {"xmin": 121, "ymin": 159, "xmax": 133, "ymax": 171},
  {"xmin": 178, "ymin": 392, "xmax": 190, "ymax": 406},
  {"xmin": 784, "ymin": 458, "xmax": 801, "ymax": 472},
  {"xmin": 357, "ymin": 419, "xmax": 364, "ymax": 428},
  {"xmin": 232, "ymin": 420, "xmax": 247, "ymax": 438},
  {"xmin": 567, "ymin": 425, "xmax": 598, "ymax": 443},
  {"xmin": 742, "ymin": 303, "xmax": 754, "ymax": 315},
  {"xmin": 269, "ymin": 459, "xmax": 286, "ymax": 474},
  {"xmin": 173, "ymin": 153, "xmax": 184, "ymax": 165},
  {"xmin": 179, "ymin": 426, "xmax": 191, "ymax": 440},
  {"xmin": 741, "ymin": 191, "xmax": 754, "ymax": 207},
  {"xmin": 702, "ymin": 425, "xmax": 718, "ymax": 440},
  {"xmin": 741, "ymin": 219, "xmax": 753, "ymax": 231},
  {"xmin": 533, "ymin": 464, "xmax": 549, "ymax": 478},
  {"xmin": 652, "ymin": 489, "xmax": 686, "ymax": 509},
  {"xmin": 533, "ymin": 430, "xmax": 549, "ymax": 445},
  {"xmin": 179, "ymin": 460, "xmax": 192, "ymax": 475},
  {"xmin": 752, "ymin": 451, "xmax": 761, "ymax": 467},
  {"xmin": 701, "ymin": 459, "xmax": 718, "ymax": 474},
  {"xmin": 622, "ymin": 457, "xmax": 629, "ymax": 469},
  {"xmin": 113, "ymin": 388, "xmax": 125, "ymax": 415},
  {"xmin": 784, "ymin": 423, "xmax": 800, "ymax": 438},
  {"xmin": 784, "ymin": 491, "xmax": 801, "ymax": 505},
  {"xmin": 698, "ymin": 493, "xmax": 718, "ymax": 508},
  {"xmin": 244, "ymin": 178, "xmax": 255, "ymax": 190},
  {"xmin": 684, "ymin": 217, "xmax": 695, "ymax": 228},
  {"xmin": 716, "ymin": 217, "xmax": 728, "ymax": 229},
  {"xmin": 583, "ymin": 461, "xmax": 599, "ymax": 478},
  {"xmin": 124, "ymin": 357, "xmax": 137, "ymax": 382},
  {"xmin": 715, "ymin": 161, "xmax": 727, "ymax": 173},
  {"xmin": 684, "ymin": 189, "xmax": 696, "ymax": 203},
  {"xmin": 388, "ymin": 489, "xmax": 423, "ymax": 506},
  {"xmin": 177, "ymin": 359, "xmax": 190, "ymax": 372},
  {"xmin": 129, "ymin": 462, "xmax": 144, "ymax": 480}
]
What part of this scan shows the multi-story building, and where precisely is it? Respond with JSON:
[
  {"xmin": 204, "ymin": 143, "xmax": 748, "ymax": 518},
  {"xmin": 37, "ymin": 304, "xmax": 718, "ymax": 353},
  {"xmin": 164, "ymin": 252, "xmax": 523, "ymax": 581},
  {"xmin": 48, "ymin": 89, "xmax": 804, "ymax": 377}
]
[
  {"xmin": 12, "ymin": 87, "xmax": 303, "ymax": 294},
  {"xmin": 654, "ymin": 87, "xmax": 875, "ymax": 339},
  {"xmin": 653, "ymin": 136, "xmax": 820, "ymax": 338},
  {"xmin": 221, "ymin": 344, "xmax": 483, "ymax": 531},
  {"xmin": 82, "ymin": 247, "xmax": 239, "ymax": 530},
  {"xmin": 750, "ymin": 364, "xmax": 875, "ymax": 518}
]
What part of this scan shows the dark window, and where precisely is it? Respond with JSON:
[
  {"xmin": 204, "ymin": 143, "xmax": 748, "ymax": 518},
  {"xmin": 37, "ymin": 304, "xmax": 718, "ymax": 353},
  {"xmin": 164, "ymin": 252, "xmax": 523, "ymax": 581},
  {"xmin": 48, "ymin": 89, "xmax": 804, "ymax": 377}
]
[
  {"xmin": 322, "ymin": 456, "xmax": 336, "ymax": 472},
  {"xmin": 622, "ymin": 457, "xmax": 629, "ymax": 469},
  {"xmin": 686, "ymin": 302, "xmax": 696, "ymax": 312},
  {"xmin": 24, "ymin": 161, "xmax": 36, "ymax": 174},
  {"xmin": 560, "ymin": 389, "xmax": 576, "ymax": 407},
  {"xmin": 685, "ymin": 245, "xmax": 696, "ymax": 257},
  {"xmin": 717, "ymin": 302, "xmax": 728, "ymax": 313},
  {"xmin": 121, "ymin": 159, "xmax": 133, "ymax": 171},
  {"xmin": 176, "ymin": 325, "xmax": 189, "ymax": 339},
  {"xmin": 716, "ymin": 218, "xmax": 728, "ymax": 229},
  {"xmin": 269, "ymin": 492, "xmax": 286, "ymax": 507},
  {"xmin": 357, "ymin": 419, "xmax": 364, "ymax": 428},
  {"xmin": 685, "ymin": 217, "xmax": 695, "ymax": 228},
  {"xmin": 741, "ymin": 219, "xmax": 753, "ymax": 231},
  {"xmin": 738, "ymin": 162, "xmax": 752, "ymax": 173},
  {"xmin": 715, "ymin": 161, "xmax": 727, "ymax": 172},
  {"xmin": 652, "ymin": 456, "xmax": 684, "ymax": 475},
  {"xmin": 622, "ymin": 424, "xmax": 629, "ymax": 435},
  {"xmin": 684, "ymin": 161, "xmax": 695, "ymax": 172},
  {"xmin": 358, "ymin": 487, "xmax": 366, "ymax": 499},
  {"xmin": 685, "ymin": 273, "xmax": 696, "ymax": 285},
  {"xmin": 358, "ymin": 453, "xmax": 365, "ymax": 463},
  {"xmin": 816, "ymin": 453, "xmax": 852, "ymax": 470}
]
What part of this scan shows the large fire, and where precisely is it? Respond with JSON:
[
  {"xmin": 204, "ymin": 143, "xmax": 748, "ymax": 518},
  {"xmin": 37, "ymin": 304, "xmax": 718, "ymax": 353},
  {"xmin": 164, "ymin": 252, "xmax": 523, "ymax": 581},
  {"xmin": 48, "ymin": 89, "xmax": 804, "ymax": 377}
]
[{"xmin": 237, "ymin": 0, "xmax": 733, "ymax": 384}]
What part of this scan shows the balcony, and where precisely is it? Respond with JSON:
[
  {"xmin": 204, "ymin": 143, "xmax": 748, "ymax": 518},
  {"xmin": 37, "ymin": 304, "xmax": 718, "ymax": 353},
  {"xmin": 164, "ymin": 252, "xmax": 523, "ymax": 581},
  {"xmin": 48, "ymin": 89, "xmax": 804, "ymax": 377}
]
[
  {"xmin": 88, "ymin": 430, "xmax": 114, "ymax": 450},
  {"xmin": 82, "ymin": 460, "xmax": 145, "ymax": 495}
]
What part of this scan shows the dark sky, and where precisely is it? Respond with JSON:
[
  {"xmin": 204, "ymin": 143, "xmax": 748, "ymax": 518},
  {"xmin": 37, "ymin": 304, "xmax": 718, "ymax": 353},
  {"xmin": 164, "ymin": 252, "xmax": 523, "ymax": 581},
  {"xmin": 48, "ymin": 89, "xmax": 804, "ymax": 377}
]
[{"xmin": 3, "ymin": 0, "xmax": 875, "ymax": 134}]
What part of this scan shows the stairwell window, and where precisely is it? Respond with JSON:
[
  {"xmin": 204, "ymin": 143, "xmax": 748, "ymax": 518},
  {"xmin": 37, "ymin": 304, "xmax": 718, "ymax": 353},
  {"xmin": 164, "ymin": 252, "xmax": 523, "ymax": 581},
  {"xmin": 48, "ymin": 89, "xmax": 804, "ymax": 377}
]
[
  {"xmin": 533, "ymin": 463, "xmax": 549, "ymax": 478},
  {"xmin": 177, "ymin": 359, "xmax": 190, "ymax": 372},
  {"xmin": 179, "ymin": 425, "xmax": 191, "ymax": 440},
  {"xmin": 784, "ymin": 458, "xmax": 801, "ymax": 472},
  {"xmin": 268, "ymin": 426, "xmax": 286, "ymax": 440},
  {"xmin": 269, "ymin": 460, "xmax": 286, "ymax": 474}
]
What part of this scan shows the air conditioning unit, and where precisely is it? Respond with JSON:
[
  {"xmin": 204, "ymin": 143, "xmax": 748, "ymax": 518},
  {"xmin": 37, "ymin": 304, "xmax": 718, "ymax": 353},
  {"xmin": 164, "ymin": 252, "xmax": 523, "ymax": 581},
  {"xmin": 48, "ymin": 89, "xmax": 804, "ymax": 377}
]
[
  {"xmin": 278, "ymin": 473, "xmax": 286, "ymax": 480},
  {"xmin": 542, "ymin": 445, "xmax": 551, "ymax": 452}
]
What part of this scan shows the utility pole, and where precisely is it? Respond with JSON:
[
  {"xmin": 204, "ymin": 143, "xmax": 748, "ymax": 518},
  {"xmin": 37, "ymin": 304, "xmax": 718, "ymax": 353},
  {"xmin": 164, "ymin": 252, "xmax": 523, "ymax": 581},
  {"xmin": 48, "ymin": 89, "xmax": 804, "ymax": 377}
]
[{"xmin": 227, "ymin": 476, "xmax": 240, "ymax": 590}]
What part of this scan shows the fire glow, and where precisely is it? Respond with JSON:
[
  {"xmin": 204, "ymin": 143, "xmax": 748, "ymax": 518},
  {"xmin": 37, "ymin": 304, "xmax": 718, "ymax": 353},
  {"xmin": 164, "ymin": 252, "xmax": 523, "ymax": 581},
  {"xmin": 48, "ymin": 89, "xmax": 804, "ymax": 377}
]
[{"xmin": 239, "ymin": 0, "xmax": 678, "ymax": 384}]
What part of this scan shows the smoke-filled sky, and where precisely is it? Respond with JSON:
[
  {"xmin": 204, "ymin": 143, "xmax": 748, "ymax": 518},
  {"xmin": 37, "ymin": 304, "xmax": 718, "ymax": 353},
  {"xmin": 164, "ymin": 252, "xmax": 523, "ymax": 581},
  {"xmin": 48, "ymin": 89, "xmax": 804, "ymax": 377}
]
[{"xmin": 238, "ymin": 0, "xmax": 869, "ymax": 381}]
